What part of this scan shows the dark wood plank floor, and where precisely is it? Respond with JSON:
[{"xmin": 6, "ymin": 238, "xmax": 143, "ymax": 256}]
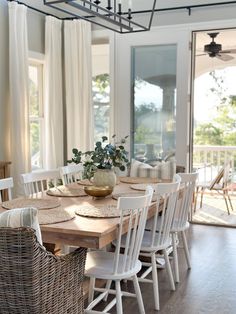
[{"xmin": 92, "ymin": 224, "xmax": 236, "ymax": 313}]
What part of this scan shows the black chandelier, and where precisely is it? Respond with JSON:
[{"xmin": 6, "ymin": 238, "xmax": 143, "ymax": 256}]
[{"xmin": 43, "ymin": 0, "xmax": 157, "ymax": 34}]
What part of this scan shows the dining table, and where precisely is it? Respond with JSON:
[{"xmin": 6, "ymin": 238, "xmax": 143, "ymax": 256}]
[{"xmin": 0, "ymin": 177, "xmax": 163, "ymax": 250}]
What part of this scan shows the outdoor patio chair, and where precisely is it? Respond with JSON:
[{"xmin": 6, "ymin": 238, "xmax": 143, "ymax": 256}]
[
  {"xmin": 194, "ymin": 162, "xmax": 233, "ymax": 215},
  {"xmin": 0, "ymin": 227, "xmax": 86, "ymax": 314}
]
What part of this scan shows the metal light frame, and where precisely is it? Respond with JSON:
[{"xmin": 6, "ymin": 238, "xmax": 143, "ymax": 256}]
[{"xmin": 44, "ymin": 0, "xmax": 157, "ymax": 34}]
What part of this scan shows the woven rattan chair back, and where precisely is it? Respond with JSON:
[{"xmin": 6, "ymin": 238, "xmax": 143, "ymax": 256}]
[{"xmin": 0, "ymin": 227, "xmax": 86, "ymax": 314}]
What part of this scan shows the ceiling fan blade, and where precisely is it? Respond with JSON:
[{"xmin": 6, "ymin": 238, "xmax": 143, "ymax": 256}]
[
  {"xmin": 196, "ymin": 53, "xmax": 207, "ymax": 56},
  {"xmin": 216, "ymin": 54, "xmax": 234, "ymax": 61},
  {"xmin": 221, "ymin": 49, "xmax": 236, "ymax": 54}
]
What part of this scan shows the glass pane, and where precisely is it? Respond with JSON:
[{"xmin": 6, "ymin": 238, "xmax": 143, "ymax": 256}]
[
  {"xmin": 29, "ymin": 65, "xmax": 39, "ymax": 117},
  {"xmin": 92, "ymin": 44, "xmax": 110, "ymax": 142},
  {"xmin": 132, "ymin": 45, "xmax": 177, "ymax": 163},
  {"xmin": 92, "ymin": 73, "xmax": 110, "ymax": 142},
  {"xmin": 30, "ymin": 120, "xmax": 42, "ymax": 170}
]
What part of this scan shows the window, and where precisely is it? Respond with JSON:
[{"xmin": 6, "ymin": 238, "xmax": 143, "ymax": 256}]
[
  {"xmin": 92, "ymin": 44, "xmax": 110, "ymax": 142},
  {"xmin": 28, "ymin": 62, "xmax": 44, "ymax": 170},
  {"xmin": 131, "ymin": 45, "xmax": 177, "ymax": 163}
]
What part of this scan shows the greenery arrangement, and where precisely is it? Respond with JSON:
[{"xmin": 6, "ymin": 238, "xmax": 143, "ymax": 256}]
[{"xmin": 68, "ymin": 135, "xmax": 129, "ymax": 179}]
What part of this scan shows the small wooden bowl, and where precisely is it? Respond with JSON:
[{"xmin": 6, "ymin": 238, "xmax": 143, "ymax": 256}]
[{"xmin": 84, "ymin": 185, "xmax": 113, "ymax": 198}]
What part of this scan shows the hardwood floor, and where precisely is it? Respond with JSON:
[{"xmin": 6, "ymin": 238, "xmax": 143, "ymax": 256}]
[{"xmin": 92, "ymin": 224, "xmax": 236, "ymax": 313}]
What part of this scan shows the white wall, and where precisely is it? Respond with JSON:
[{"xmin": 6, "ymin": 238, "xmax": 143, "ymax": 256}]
[{"xmin": 0, "ymin": 1, "xmax": 45, "ymax": 161}]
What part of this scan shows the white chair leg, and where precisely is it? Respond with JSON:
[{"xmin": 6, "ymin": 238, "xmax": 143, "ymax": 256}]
[
  {"xmin": 88, "ymin": 277, "xmax": 95, "ymax": 304},
  {"xmin": 181, "ymin": 230, "xmax": 191, "ymax": 269},
  {"xmin": 151, "ymin": 252, "xmax": 160, "ymax": 311},
  {"xmin": 163, "ymin": 249, "xmax": 175, "ymax": 291},
  {"xmin": 103, "ymin": 279, "xmax": 112, "ymax": 301},
  {"xmin": 115, "ymin": 280, "xmax": 123, "ymax": 314},
  {"xmin": 132, "ymin": 275, "xmax": 145, "ymax": 314},
  {"xmin": 172, "ymin": 232, "xmax": 180, "ymax": 283}
]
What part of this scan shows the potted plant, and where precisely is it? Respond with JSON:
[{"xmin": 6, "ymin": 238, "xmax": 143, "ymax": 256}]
[{"xmin": 68, "ymin": 135, "xmax": 129, "ymax": 187}]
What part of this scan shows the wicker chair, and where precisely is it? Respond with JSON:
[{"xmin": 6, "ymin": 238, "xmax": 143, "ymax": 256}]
[{"xmin": 0, "ymin": 227, "xmax": 87, "ymax": 314}]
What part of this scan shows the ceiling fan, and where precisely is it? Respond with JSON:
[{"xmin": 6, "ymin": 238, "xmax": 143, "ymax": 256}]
[{"xmin": 197, "ymin": 32, "xmax": 236, "ymax": 62}]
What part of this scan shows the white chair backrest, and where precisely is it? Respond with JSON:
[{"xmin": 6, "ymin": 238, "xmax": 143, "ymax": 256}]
[
  {"xmin": 173, "ymin": 172, "xmax": 198, "ymax": 230},
  {"xmin": 60, "ymin": 164, "xmax": 84, "ymax": 185},
  {"xmin": 173, "ymin": 173, "xmax": 181, "ymax": 183},
  {"xmin": 0, "ymin": 178, "xmax": 13, "ymax": 203},
  {"xmin": 148, "ymin": 181, "xmax": 180, "ymax": 249},
  {"xmin": 113, "ymin": 186, "xmax": 153, "ymax": 275},
  {"xmin": 21, "ymin": 169, "xmax": 60, "ymax": 196}
]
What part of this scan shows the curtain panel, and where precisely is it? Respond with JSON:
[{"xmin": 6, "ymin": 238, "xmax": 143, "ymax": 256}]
[
  {"xmin": 64, "ymin": 20, "xmax": 94, "ymax": 158},
  {"xmin": 44, "ymin": 16, "xmax": 64, "ymax": 169},
  {"xmin": 8, "ymin": 2, "xmax": 30, "ymax": 196}
]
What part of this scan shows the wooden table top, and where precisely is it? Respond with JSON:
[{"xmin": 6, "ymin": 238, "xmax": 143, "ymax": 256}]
[{"xmin": 0, "ymin": 181, "xmax": 158, "ymax": 249}]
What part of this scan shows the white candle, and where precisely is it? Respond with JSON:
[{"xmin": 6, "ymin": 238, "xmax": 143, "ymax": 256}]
[
  {"xmin": 128, "ymin": 0, "xmax": 132, "ymax": 9},
  {"xmin": 118, "ymin": 0, "xmax": 122, "ymax": 4}
]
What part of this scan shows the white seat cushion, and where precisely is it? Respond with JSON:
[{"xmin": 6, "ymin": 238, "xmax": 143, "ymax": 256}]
[
  {"xmin": 85, "ymin": 250, "xmax": 142, "ymax": 280},
  {"xmin": 0, "ymin": 207, "xmax": 42, "ymax": 245}
]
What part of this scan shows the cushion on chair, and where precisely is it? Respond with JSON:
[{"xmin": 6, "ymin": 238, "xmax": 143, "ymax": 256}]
[
  {"xmin": 0, "ymin": 207, "xmax": 42, "ymax": 245},
  {"xmin": 130, "ymin": 159, "xmax": 176, "ymax": 180}
]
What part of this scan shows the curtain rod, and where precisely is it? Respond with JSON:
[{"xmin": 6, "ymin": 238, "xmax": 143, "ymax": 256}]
[{"xmin": 6, "ymin": 0, "xmax": 236, "ymax": 19}]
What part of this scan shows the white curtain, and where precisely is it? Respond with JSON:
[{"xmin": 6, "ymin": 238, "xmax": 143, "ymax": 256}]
[
  {"xmin": 9, "ymin": 2, "xmax": 30, "ymax": 196},
  {"xmin": 64, "ymin": 20, "xmax": 93, "ymax": 157},
  {"xmin": 44, "ymin": 16, "xmax": 64, "ymax": 169}
]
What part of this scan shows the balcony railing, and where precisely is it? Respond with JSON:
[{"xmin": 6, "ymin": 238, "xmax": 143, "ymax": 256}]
[{"xmin": 193, "ymin": 145, "xmax": 236, "ymax": 182}]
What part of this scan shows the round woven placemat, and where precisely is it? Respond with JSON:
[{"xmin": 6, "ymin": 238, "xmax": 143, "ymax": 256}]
[
  {"xmin": 38, "ymin": 207, "xmax": 75, "ymax": 225},
  {"xmin": 77, "ymin": 179, "xmax": 93, "ymax": 186},
  {"xmin": 46, "ymin": 185, "xmax": 87, "ymax": 197},
  {"xmin": 75, "ymin": 204, "xmax": 130, "ymax": 218},
  {"xmin": 119, "ymin": 176, "xmax": 159, "ymax": 184},
  {"xmin": 130, "ymin": 183, "xmax": 157, "ymax": 191},
  {"xmin": 2, "ymin": 198, "xmax": 61, "ymax": 210},
  {"xmin": 112, "ymin": 192, "xmax": 157, "ymax": 202}
]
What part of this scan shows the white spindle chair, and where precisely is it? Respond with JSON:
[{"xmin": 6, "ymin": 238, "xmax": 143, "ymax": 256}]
[
  {"xmin": 137, "ymin": 181, "xmax": 180, "ymax": 311},
  {"xmin": 170, "ymin": 172, "xmax": 198, "ymax": 283},
  {"xmin": 85, "ymin": 186, "xmax": 153, "ymax": 314},
  {"xmin": 60, "ymin": 164, "xmax": 83, "ymax": 185},
  {"xmin": 0, "ymin": 178, "xmax": 13, "ymax": 202},
  {"xmin": 21, "ymin": 169, "xmax": 60, "ymax": 197}
]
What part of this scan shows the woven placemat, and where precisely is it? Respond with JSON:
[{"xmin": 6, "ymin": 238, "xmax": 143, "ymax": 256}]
[
  {"xmin": 75, "ymin": 204, "xmax": 130, "ymax": 218},
  {"xmin": 112, "ymin": 192, "xmax": 157, "ymax": 202},
  {"xmin": 119, "ymin": 176, "xmax": 159, "ymax": 184},
  {"xmin": 130, "ymin": 183, "xmax": 157, "ymax": 191},
  {"xmin": 2, "ymin": 198, "xmax": 61, "ymax": 210},
  {"xmin": 77, "ymin": 179, "xmax": 93, "ymax": 186},
  {"xmin": 46, "ymin": 185, "xmax": 87, "ymax": 197},
  {"xmin": 38, "ymin": 207, "xmax": 75, "ymax": 225}
]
